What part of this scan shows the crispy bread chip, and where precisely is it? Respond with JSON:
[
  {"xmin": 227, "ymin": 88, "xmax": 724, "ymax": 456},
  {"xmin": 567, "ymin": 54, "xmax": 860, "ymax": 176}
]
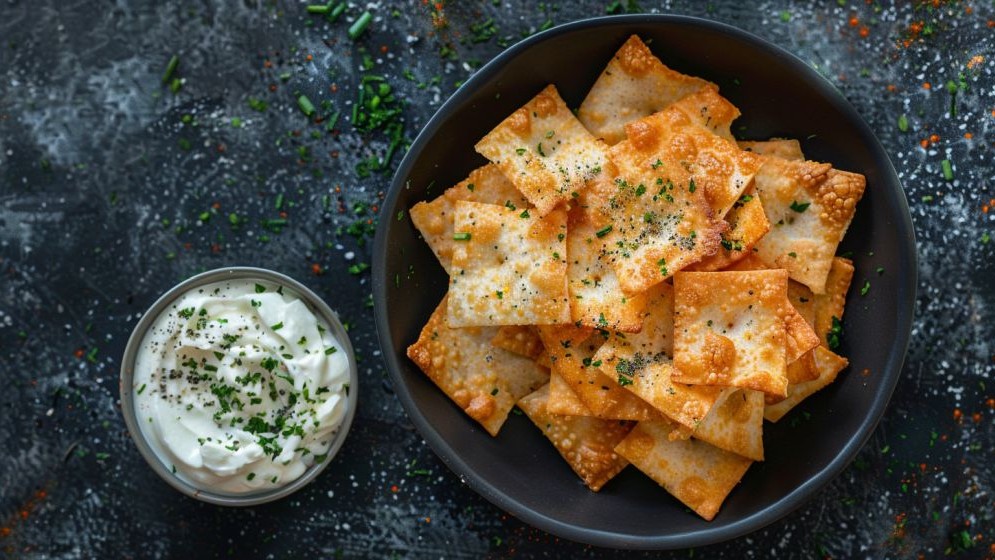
[
  {"xmin": 448, "ymin": 201, "xmax": 570, "ymax": 326},
  {"xmin": 577, "ymin": 35, "xmax": 712, "ymax": 145},
  {"xmin": 537, "ymin": 324, "xmax": 658, "ymax": 421},
  {"xmin": 665, "ymin": 85, "xmax": 740, "ymax": 142},
  {"xmin": 614, "ymin": 418, "xmax": 753, "ymax": 521},
  {"xmin": 476, "ymin": 85, "xmax": 608, "ymax": 216},
  {"xmin": 547, "ymin": 369, "xmax": 595, "ymax": 416},
  {"xmin": 689, "ymin": 186, "xmax": 770, "ymax": 272},
  {"xmin": 784, "ymin": 305, "xmax": 820, "ymax": 364},
  {"xmin": 753, "ymin": 157, "xmax": 866, "ymax": 293},
  {"xmin": 407, "ymin": 295, "xmax": 550, "ymax": 436},
  {"xmin": 491, "ymin": 325, "xmax": 544, "ymax": 359},
  {"xmin": 672, "ymin": 270, "xmax": 791, "ymax": 397},
  {"xmin": 566, "ymin": 204, "xmax": 649, "ymax": 332},
  {"xmin": 814, "ymin": 257, "xmax": 854, "ymax": 347},
  {"xmin": 693, "ymin": 389, "xmax": 765, "ymax": 461},
  {"xmin": 518, "ymin": 384, "xmax": 633, "ymax": 491},
  {"xmin": 764, "ymin": 347, "xmax": 849, "ymax": 422},
  {"xmin": 592, "ymin": 283, "xmax": 725, "ymax": 431},
  {"xmin": 737, "ymin": 139, "xmax": 804, "ymax": 161},
  {"xmin": 410, "ymin": 164, "xmax": 530, "ymax": 275},
  {"xmin": 536, "ymin": 349, "xmax": 553, "ymax": 369},
  {"xmin": 588, "ymin": 108, "xmax": 747, "ymax": 294},
  {"xmin": 722, "ymin": 254, "xmax": 823, "ymax": 378}
]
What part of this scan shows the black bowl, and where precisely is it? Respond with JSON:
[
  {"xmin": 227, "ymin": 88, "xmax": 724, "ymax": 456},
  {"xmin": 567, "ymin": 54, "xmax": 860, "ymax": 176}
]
[{"xmin": 373, "ymin": 15, "xmax": 916, "ymax": 549}]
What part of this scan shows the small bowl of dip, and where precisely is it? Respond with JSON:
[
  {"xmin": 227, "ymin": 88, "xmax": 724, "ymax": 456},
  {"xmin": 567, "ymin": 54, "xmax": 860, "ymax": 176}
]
[{"xmin": 120, "ymin": 267, "xmax": 358, "ymax": 506}]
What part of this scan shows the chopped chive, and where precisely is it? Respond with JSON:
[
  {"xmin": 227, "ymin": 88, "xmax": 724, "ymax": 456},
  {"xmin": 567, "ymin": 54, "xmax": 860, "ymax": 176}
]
[
  {"xmin": 162, "ymin": 55, "xmax": 179, "ymax": 84},
  {"xmin": 275, "ymin": 194, "xmax": 284, "ymax": 210},
  {"xmin": 270, "ymin": 322, "xmax": 284, "ymax": 330},
  {"xmin": 595, "ymin": 225, "xmax": 612, "ymax": 238},
  {"xmin": 297, "ymin": 94, "xmax": 316, "ymax": 117},
  {"xmin": 324, "ymin": 347, "xmax": 338, "ymax": 355},
  {"xmin": 348, "ymin": 11, "xmax": 373, "ymax": 40},
  {"xmin": 453, "ymin": 232, "xmax": 471, "ymax": 241},
  {"xmin": 941, "ymin": 159, "xmax": 953, "ymax": 181},
  {"xmin": 329, "ymin": 2, "xmax": 347, "ymax": 21},
  {"xmin": 860, "ymin": 280, "xmax": 870, "ymax": 296},
  {"xmin": 306, "ymin": 3, "xmax": 331, "ymax": 14},
  {"xmin": 137, "ymin": 383, "xmax": 147, "ymax": 395},
  {"xmin": 789, "ymin": 200, "xmax": 811, "ymax": 213},
  {"xmin": 897, "ymin": 114, "xmax": 909, "ymax": 132}
]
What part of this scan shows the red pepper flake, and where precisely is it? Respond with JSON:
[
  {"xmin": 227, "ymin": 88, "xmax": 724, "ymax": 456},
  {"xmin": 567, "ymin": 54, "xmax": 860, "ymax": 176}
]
[
  {"xmin": 859, "ymin": 26, "xmax": 870, "ymax": 38},
  {"xmin": 860, "ymin": 368, "xmax": 871, "ymax": 377},
  {"xmin": 920, "ymin": 463, "xmax": 927, "ymax": 472},
  {"xmin": 279, "ymin": 211, "xmax": 288, "ymax": 219},
  {"xmin": 311, "ymin": 263, "xmax": 323, "ymax": 275},
  {"xmin": 849, "ymin": 16, "xmax": 860, "ymax": 27},
  {"xmin": 210, "ymin": 243, "xmax": 221, "ymax": 254},
  {"xmin": 929, "ymin": 134, "xmax": 940, "ymax": 144},
  {"xmin": 74, "ymin": 348, "xmax": 85, "ymax": 359},
  {"xmin": 216, "ymin": 143, "xmax": 226, "ymax": 153},
  {"xmin": 988, "ymin": 20, "xmax": 995, "ymax": 28},
  {"xmin": 953, "ymin": 408, "xmax": 963, "ymax": 421},
  {"xmin": 263, "ymin": 60, "xmax": 273, "ymax": 68},
  {"xmin": 986, "ymin": 398, "xmax": 995, "ymax": 409},
  {"xmin": 965, "ymin": 132, "xmax": 974, "ymax": 139},
  {"xmin": 380, "ymin": 45, "xmax": 389, "ymax": 54},
  {"xmin": 887, "ymin": 84, "xmax": 897, "ymax": 92},
  {"xmin": 269, "ymin": 84, "xmax": 278, "ymax": 92},
  {"xmin": 330, "ymin": 150, "xmax": 339, "ymax": 159},
  {"xmin": 305, "ymin": 54, "xmax": 313, "ymax": 62},
  {"xmin": 390, "ymin": 484, "xmax": 399, "ymax": 493},
  {"xmin": 967, "ymin": 56, "xmax": 984, "ymax": 69},
  {"xmin": 330, "ymin": 83, "xmax": 338, "ymax": 93},
  {"xmin": 920, "ymin": 139, "xmax": 930, "ymax": 149},
  {"xmin": 334, "ymin": 186, "xmax": 341, "ymax": 193},
  {"xmin": 923, "ymin": 81, "xmax": 932, "ymax": 90},
  {"xmin": 211, "ymin": 202, "xmax": 221, "ymax": 210}
]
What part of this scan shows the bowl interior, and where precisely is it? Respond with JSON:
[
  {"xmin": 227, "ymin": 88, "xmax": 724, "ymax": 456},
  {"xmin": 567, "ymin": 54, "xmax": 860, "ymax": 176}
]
[{"xmin": 374, "ymin": 15, "xmax": 915, "ymax": 548}]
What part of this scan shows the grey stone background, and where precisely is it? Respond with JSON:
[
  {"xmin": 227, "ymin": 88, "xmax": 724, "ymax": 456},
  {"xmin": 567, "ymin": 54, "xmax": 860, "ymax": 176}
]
[{"xmin": 1, "ymin": 1, "xmax": 993, "ymax": 558}]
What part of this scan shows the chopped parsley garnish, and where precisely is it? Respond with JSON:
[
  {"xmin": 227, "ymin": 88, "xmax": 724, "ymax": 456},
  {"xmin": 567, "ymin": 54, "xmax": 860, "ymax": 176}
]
[
  {"xmin": 254, "ymin": 284, "xmax": 267, "ymax": 293},
  {"xmin": 453, "ymin": 232, "xmax": 471, "ymax": 241},
  {"xmin": 789, "ymin": 200, "xmax": 811, "ymax": 213},
  {"xmin": 270, "ymin": 322, "xmax": 284, "ymax": 331},
  {"xmin": 827, "ymin": 316, "xmax": 843, "ymax": 350},
  {"xmin": 595, "ymin": 225, "xmax": 612, "ymax": 238}
]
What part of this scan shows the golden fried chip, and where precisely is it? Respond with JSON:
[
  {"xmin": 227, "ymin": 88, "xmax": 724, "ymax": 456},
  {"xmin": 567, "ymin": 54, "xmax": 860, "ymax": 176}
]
[
  {"xmin": 764, "ymin": 347, "xmax": 849, "ymax": 422},
  {"xmin": 587, "ymin": 108, "xmax": 749, "ymax": 294},
  {"xmin": 665, "ymin": 85, "xmax": 740, "ymax": 142},
  {"xmin": 409, "ymin": 164, "xmax": 530, "ymax": 275},
  {"xmin": 448, "ymin": 201, "xmax": 570, "ymax": 326},
  {"xmin": 737, "ymin": 139, "xmax": 804, "ymax": 161},
  {"xmin": 814, "ymin": 257, "xmax": 854, "ymax": 347},
  {"xmin": 577, "ymin": 35, "xmax": 712, "ymax": 145},
  {"xmin": 592, "ymin": 283, "xmax": 725, "ymax": 431},
  {"xmin": 672, "ymin": 270, "xmax": 791, "ymax": 397},
  {"xmin": 547, "ymin": 369, "xmax": 595, "ymax": 416},
  {"xmin": 476, "ymin": 85, "xmax": 608, "ymax": 216},
  {"xmin": 614, "ymin": 418, "xmax": 753, "ymax": 521},
  {"xmin": 518, "ymin": 384, "xmax": 633, "ymax": 491},
  {"xmin": 752, "ymin": 157, "xmax": 866, "ymax": 293},
  {"xmin": 721, "ymin": 255, "xmax": 823, "ymax": 377},
  {"xmin": 407, "ymin": 295, "xmax": 550, "ymax": 436},
  {"xmin": 693, "ymin": 389, "xmax": 765, "ymax": 461},
  {"xmin": 688, "ymin": 186, "xmax": 770, "ymax": 272},
  {"xmin": 537, "ymin": 324, "xmax": 658, "ymax": 421},
  {"xmin": 566, "ymin": 204, "xmax": 648, "ymax": 332},
  {"xmin": 491, "ymin": 325, "xmax": 544, "ymax": 359}
]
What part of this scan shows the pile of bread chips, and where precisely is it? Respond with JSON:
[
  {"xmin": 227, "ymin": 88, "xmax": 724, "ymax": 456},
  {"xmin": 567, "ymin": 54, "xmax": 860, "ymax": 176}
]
[{"xmin": 406, "ymin": 35, "xmax": 864, "ymax": 521}]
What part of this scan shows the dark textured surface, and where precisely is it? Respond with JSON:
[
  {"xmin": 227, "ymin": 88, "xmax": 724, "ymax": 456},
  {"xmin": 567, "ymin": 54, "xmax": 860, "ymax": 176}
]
[{"xmin": 0, "ymin": 1, "xmax": 992, "ymax": 558}]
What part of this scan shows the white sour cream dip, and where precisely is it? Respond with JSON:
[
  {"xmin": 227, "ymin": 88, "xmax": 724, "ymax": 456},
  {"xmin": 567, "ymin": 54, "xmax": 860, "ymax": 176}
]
[{"xmin": 132, "ymin": 279, "xmax": 349, "ymax": 494}]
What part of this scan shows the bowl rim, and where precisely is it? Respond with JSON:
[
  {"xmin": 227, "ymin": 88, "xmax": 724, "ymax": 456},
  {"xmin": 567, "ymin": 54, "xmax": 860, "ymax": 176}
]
[
  {"xmin": 119, "ymin": 266, "xmax": 360, "ymax": 507},
  {"xmin": 373, "ymin": 13, "xmax": 917, "ymax": 549}
]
